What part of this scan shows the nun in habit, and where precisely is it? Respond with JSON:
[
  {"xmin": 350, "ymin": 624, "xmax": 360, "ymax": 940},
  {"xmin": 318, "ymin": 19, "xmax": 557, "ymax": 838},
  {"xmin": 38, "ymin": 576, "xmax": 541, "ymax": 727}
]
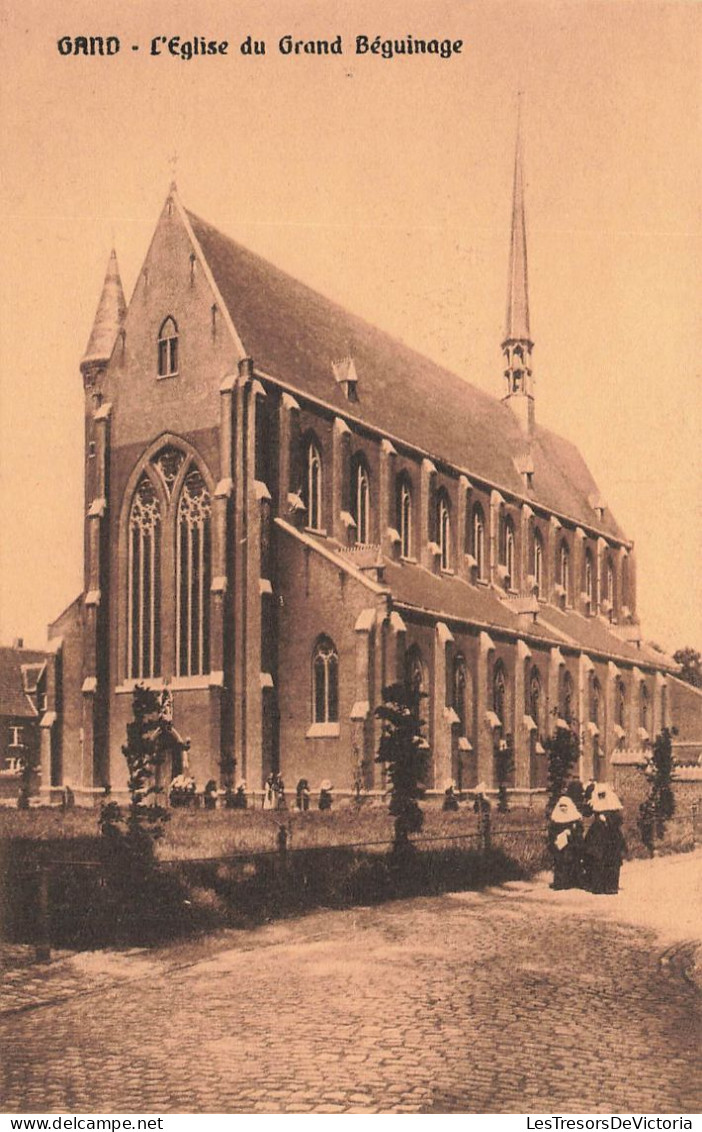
[
  {"xmin": 584, "ymin": 785, "xmax": 626, "ymax": 894},
  {"xmin": 548, "ymin": 795, "xmax": 585, "ymax": 890}
]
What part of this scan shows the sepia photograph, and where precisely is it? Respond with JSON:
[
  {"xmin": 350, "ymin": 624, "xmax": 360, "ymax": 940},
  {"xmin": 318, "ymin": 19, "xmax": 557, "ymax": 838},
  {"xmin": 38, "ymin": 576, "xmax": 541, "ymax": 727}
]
[{"xmin": 0, "ymin": 0, "xmax": 700, "ymax": 1118}]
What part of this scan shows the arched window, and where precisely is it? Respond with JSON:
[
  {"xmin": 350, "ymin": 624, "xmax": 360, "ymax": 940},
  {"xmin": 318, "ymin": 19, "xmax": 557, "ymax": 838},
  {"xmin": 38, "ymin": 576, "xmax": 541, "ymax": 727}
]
[
  {"xmin": 312, "ymin": 636, "xmax": 338, "ymax": 724},
  {"xmin": 472, "ymin": 504, "xmax": 486, "ymax": 580},
  {"xmin": 305, "ymin": 440, "xmax": 323, "ymax": 531},
  {"xmin": 438, "ymin": 490, "xmax": 451, "ymax": 570},
  {"xmin": 640, "ymin": 683, "xmax": 649, "ymax": 731},
  {"xmin": 606, "ymin": 558, "xmax": 615, "ymax": 613},
  {"xmin": 584, "ymin": 550, "xmax": 594, "ymax": 609},
  {"xmin": 398, "ymin": 476, "xmax": 413, "ymax": 559},
  {"xmin": 559, "ymin": 541, "xmax": 571, "ymax": 605},
  {"xmin": 453, "ymin": 656, "xmax": 467, "ymax": 735},
  {"xmin": 157, "ymin": 317, "xmax": 178, "ymax": 377},
  {"xmin": 493, "ymin": 661, "xmax": 507, "ymax": 725},
  {"xmin": 616, "ymin": 677, "xmax": 626, "ymax": 728},
  {"xmin": 561, "ymin": 670, "xmax": 574, "ymax": 724},
  {"xmin": 503, "ymin": 517, "xmax": 515, "ymax": 587},
  {"xmin": 406, "ymin": 646, "xmax": 425, "ymax": 697},
  {"xmin": 177, "ymin": 468, "xmax": 212, "ymax": 677},
  {"xmin": 529, "ymin": 668, "xmax": 542, "ymax": 728},
  {"xmin": 128, "ymin": 474, "xmax": 162, "ymax": 678},
  {"xmin": 352, "ymin": 457, "xmax": 371, "ymax": 544},
  {"xmin": 591, "ymin": 677, "xmax": 601, "ymax": 725},
  {"xmin": 533, "ymin": 528, "xmax": 543, "ymax": 597}
]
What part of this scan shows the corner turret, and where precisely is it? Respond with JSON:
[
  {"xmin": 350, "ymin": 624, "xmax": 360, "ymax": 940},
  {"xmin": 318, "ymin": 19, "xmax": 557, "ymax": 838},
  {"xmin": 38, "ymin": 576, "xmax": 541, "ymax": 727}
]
[{"xmin": 80, "ymin": 249, "xmax": 126, "ymax": 389}]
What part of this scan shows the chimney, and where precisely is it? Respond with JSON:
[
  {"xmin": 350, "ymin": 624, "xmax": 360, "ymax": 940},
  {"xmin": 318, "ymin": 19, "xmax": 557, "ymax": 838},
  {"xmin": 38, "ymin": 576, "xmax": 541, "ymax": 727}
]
[{"xmin": 12, "ymin": 637, "xmax": 24, "ymax": 650}]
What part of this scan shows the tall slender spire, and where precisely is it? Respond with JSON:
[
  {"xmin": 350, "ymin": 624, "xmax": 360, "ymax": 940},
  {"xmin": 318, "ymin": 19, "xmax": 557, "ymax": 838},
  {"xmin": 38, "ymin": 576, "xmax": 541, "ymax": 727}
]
[
  {"xmin": 502, "ymin": 103, "xmax": 535, "ymax": 434},
  {"xmin": 81, "ymin": 249, "xmax": 127, "ymax": 378}
]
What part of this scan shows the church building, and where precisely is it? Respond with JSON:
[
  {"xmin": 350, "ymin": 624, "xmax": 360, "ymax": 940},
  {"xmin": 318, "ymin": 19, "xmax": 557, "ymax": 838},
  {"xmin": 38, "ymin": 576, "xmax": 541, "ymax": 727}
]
[{"xmin": 43, "ymin": 139, "xmax": 680, "ymax": 804}]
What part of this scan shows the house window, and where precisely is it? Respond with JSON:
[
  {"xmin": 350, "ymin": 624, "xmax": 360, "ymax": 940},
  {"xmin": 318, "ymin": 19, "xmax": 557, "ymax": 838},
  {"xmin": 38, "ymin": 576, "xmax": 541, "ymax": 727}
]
[
  {"xmin": 157, "ymin": 317, "xmax": 179, "ymax": 377},
  {"xmin": 8, "ymin": 725, "xmax": 24, "ymax": 747},
  {"xmin": 398, "ymin": 477, "xmax": 412, "ymax": 559},
  {"xmin": 352, "ymin": 458, "xmax": 371, "ymax": 544},
  {"xmin": 559, "ymin": 541, "xmax": 570, "ymax": 605},
  {"xmin": 312, "ymin": 636, "xmax": 339, "ymax": 724},
  {"xmin": 533, "ymin": 528, "xmax": 543, "ymax": 596},
  {"xmin": 176, "ymin": 468, "xmax": 212, "ymax": 677},
  {"xmin": 128, "ymin": 474, "xmax": 162, "ymax": 678},
  {"xmin": 438, "ymin": 491, "xmax": 451, "ymax": 570},
  {"xmin": 584, "ymin": 550, "xmax": 594, "ymax": 609},
  {"xmin": 305, "ymin": 441, "xmax": 323, "ymax": 531},
  {"xmin": 472, "ymin": 504, "xmax": 486, "ymax": 580}
]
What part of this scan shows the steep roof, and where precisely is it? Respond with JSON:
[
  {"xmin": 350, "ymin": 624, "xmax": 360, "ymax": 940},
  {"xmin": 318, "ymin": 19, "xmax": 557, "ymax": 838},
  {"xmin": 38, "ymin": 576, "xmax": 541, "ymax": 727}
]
[
  {"xmin": 187, "ymin": 208, "xmax": 624, "ymax": 541},
  {"xmin": 82, "ymin": 249, "xmax": 127, "ymax": 367},
  {"xmin": 0, "ymin": 647, "xmax": 47, "ymax": 719}
]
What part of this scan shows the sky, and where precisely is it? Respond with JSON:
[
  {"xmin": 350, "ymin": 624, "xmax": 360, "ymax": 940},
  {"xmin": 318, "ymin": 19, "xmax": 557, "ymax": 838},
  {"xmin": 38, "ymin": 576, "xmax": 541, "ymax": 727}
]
[{"xmin": 0, "ymin": 0, "xmax": 699, "ymax": 654}]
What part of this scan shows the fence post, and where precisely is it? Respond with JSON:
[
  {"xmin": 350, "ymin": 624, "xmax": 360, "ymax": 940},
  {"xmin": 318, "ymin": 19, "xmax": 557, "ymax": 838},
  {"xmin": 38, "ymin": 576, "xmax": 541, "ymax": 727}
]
[{"xmin": 35, "ymin": 866, "xmax": 51, "ymax": 964}]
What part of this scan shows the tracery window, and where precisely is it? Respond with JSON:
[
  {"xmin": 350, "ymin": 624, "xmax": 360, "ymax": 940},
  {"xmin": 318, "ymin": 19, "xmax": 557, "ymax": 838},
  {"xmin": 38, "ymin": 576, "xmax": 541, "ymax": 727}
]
[
  {"xmin": 472, "ymin": 504, "xmax": 486, "ymax": 580},
  {"xmin": 398, "ymin": 476, "xmax": 412, "ymax": 559},
  {"xmin": 312, "ymin": 636, "xmax": 339, "ymax": 724},
  {"xmin": 606, "ymin": 558, "xmax": 615, "ymax": 613},
  {"xmin": 352, "ymin": 458, "xmax": 371, "ymax": 544},
  {"xmin": 176, "ymin": 468, "xmax": 212, "ymax": 677},
  {"xmin": 128, "ymin": 474, "xmax": 162, "ymax": 678},
  {"xmin": 529, "ymin": 668, "xmax": 542, "ymax": 729},
  {"xmin": 437, "ymin": 490, "xmax": 451, "ymax": 570},
  {"xmin": 157, "ymin": 317, "xmax": 179, "ymax": 377}
]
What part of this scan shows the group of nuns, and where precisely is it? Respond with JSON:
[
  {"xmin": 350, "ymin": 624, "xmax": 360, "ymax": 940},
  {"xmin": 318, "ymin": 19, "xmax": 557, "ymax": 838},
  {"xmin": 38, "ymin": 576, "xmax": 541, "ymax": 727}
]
[{"xmin": 548, "ymin": 783, "xmax": 627, "ymax": 894}]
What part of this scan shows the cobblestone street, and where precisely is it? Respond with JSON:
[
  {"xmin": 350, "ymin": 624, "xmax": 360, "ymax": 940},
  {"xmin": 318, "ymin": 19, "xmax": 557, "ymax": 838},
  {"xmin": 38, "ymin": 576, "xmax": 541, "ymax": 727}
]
[{"xmin": 2, "ymin": 853, "xmax": 700, "ymax": 1114}]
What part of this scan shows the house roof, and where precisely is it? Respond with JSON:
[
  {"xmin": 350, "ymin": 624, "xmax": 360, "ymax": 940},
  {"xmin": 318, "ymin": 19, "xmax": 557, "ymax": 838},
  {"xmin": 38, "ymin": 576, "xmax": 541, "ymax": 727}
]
[
  {"xmin": 0, "ymin": 647, "xmax": 48, "ymax": 719},
  {"xmin": 187, "ymin": 207, "xmax": 625, "ymax": 542}
]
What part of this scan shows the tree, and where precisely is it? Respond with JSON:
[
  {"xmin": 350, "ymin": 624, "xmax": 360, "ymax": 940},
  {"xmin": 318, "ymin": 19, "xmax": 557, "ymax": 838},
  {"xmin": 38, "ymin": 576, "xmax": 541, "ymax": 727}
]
[
  {"xmin": 99, "ymin": 685, "xmax": 171, "ymax": 855},
  {"xmin": 638, "ymin": 728, "xmax": 676, "ymax": 855},
  {"xmin": 544, "ymin": 724, "xmax": 580, "ymax": 815},
  {"xmin": 673, "ymin": 647, "xmax": 701, "ymax": 688},
  {"xmin": 375, "ymin": 683, "xmax": 429, "ymax": 851}
]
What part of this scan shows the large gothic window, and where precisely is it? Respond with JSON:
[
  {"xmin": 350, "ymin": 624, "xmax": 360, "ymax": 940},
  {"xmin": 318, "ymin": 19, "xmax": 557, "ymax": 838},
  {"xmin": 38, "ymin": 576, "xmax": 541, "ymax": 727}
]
[
  {"xmin": 472, "ymin": 504, "xmax": 486, "ymax": 580},
  {"xmin": 125, "ymin": 444, "xmax": 212, "ymax": 682},
  {"xmin": 312, "ymin": 636, "xmax": 339, "ymax": 724},
  {"xmin": 176, "ymin": 468, "xmax": 212, "ymax": 677},
  {"xmin": 397, "ymin": 476, "xmax": 412, "ymax": 559},
  {"xmin": 128, "ymin": 475, "xmax": 162, "ymax": 678},
  {"xmin": 437, "ymin": 490, "xmax": 451, "ymax": 571},
  {"xmin": 157, "ymin": 317, "xmax": 179, "ymax": 377},
  {"xmin": 352, "ymin": 457, "xmax": 371, "ymax": 544}
]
